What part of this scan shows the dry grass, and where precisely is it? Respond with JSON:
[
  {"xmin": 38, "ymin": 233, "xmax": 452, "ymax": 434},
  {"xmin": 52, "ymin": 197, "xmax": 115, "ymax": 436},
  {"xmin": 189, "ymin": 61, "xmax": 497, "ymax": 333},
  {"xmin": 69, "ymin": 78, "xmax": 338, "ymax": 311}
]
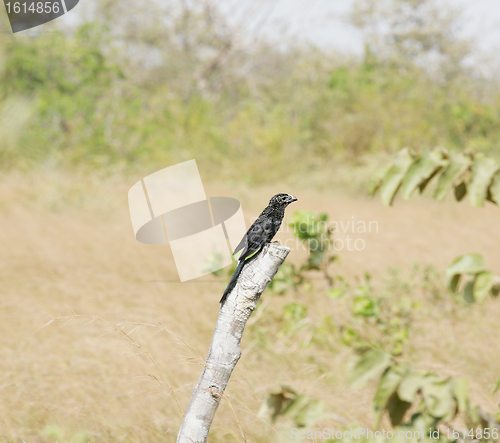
[{"xmin": 0, "ymin": 171, "xmax": 499, "ymax": 442}]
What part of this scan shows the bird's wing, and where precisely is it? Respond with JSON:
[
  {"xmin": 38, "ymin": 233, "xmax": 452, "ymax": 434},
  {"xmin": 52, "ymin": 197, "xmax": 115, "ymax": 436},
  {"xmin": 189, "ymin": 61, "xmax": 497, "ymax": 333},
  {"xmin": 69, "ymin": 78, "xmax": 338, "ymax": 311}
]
[
  {"xmin": 232, "ymin": 218, "xmax": 263, "ymax": 257},
  {"xmin": 239, "ymin": 218, "xmax": 274, "ymax": 261},
  {"xmin": 232, "ymin": 235, "xmax": 247, "ymax": 257}
]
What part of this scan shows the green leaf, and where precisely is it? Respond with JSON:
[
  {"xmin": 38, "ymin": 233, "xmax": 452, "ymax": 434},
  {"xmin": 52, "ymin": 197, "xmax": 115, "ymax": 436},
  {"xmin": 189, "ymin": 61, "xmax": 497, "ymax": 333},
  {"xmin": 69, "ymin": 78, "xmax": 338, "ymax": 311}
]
[
  {"xmin": 418, "ymin": 167, "xmax": 442, "ymax": 194},
  {"xmin": 258, "ymin": 388, "xmax": 326, "ymax": 429},
  {"xmin": 451, "ymin": 377, "xmax": 468, "ymax": 413},
  {"xmin": 398, "ymin": 373, "xmax": 423, "ymax": 403},
  {"xmin": 406, "ymin": 412, "xmax": 440, "ymax": 435},
  {"xmin": 492, "ymin": 378, "xmax": 500, "ymax": 394},
  {"xmin": 373, "ymin": 363, "xmax": 411, "ymax": 426},
  {"xmin": 467, "ymin": 404, "xmax": 480, "ymax": 424},
  {"xmin": 445, "ymin": 254, "xmax": 486, "ymax": 289},
  {"xmin": 400, "ymin": 150, "xmax": 446, "ymax": 200},
  {"xmin": 349, "ymin": 349, "xmax": 392, "ymax": 388},
  {"xmin": 454, "ymin": 181, "xmax": 467, "ymax": 201},
  {"xmin": 449, "ymin": 274, "xmax": 461, "ymax": 293},
  {"xmin": 368, "ymin": 163, "xmax": 393, "ymax": 197},
  {"xmin": 286, "ymin": 396, "xmax": 326, "ymax": 428},
  {"xmin": 492, "ymin": 284, "xmax": 500, "ymax": 297},
  {"xmin": 473, "ymin": 271, "xmax": 496, "ymax": 302},
  {"xmin": 258, "ymin": 387, "xmax": 296, "ymax": 422},
  {"xmin": 328, "ymin": 288, "xmax": 347, "ymax": 300},
  {"xmin": 421, "ymin": 379, "xmax": 455, "ymax": 420},
  {"xmin": 463, "ymin": 280, "xmax": 475, "ymax": 304},
  {"xmin": 379, "ymin": 148, "xmax": 415, "ymax": 206},
  {"xmin": 352, "ymin": 296, "xmax": 378, "ymax": 317},
  {"xmin": 387, "ymin": 396, "xmax": 412, "ymax": 426},
  {"xmin": 468, "ymin": 154, "xmax": 499, "ymax": 207},
  {"xmin": 257, "ymin": 394, "xmax": 286, "ymax": 422},
  {"xmin": 434, "ymin": 153, "xmax": 471, "ymax": 201},
  {"xmin": 489, "ymin": 171, "xmax": 500, "ymax": 205},
  {"xmin": 288, "ymin": 210, "xmax": 324, "ymax": 240}
]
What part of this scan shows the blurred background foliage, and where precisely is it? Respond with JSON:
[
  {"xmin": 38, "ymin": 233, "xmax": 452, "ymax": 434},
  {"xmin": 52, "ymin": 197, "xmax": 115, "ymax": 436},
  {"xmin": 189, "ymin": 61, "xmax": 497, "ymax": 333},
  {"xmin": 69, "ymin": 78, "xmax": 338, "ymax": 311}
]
[{"xmin": 1, "ymin": 0, "xmax": 500, "ymax": 183}]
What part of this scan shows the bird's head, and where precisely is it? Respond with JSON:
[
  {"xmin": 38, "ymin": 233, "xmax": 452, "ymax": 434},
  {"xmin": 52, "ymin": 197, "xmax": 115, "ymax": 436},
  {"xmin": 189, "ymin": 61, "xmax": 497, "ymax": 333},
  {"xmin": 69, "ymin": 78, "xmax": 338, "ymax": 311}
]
[{"xmin": 269, "ymin": 193, "xmax": 298, "ymax": 208}]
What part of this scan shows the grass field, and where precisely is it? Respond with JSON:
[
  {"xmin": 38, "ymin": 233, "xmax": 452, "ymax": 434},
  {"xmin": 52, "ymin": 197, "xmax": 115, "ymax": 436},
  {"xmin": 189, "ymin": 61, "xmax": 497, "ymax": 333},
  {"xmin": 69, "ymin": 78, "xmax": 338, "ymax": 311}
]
[{"xmin": 1, "ymin": 171, "xmax": 499, "ymax": 442}]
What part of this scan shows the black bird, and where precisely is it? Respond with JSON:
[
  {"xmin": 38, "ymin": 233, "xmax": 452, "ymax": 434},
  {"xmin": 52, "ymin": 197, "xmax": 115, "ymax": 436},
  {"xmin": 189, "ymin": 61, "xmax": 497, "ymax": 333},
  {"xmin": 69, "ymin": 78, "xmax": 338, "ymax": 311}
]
[{"xmin": 220, "ymin": 193, "xmax": 298, "ymax": 306}]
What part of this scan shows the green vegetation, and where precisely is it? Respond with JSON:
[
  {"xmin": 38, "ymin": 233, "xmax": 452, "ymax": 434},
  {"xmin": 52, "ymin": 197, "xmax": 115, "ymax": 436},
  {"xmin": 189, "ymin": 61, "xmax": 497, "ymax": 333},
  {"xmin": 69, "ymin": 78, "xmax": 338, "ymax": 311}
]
[
  {"xmin": 213, "ymin": 207, "xmax": 494, "ymax": 439},
  {"xmin": 369, "ymin": 148, "xmax": 500, "ymax": 206},
  {"xmin": 244, "ymin": 211, "xmax": 500, "ymax": 438},
  {"xmin": 446, "ymin": 254, "xmax": 500, "ymax": 304},
  {"xmin": 346, "ymin": 350, "xmax": 500, "ymax": 443},
  {"xmin": 258, "ymin": 385, "xmax": 327, "ymax": 429},
  {"xmin": 1, "ymin": 0, "xmax": 500, "ymax": 184},
  {"xmin": 241, "ymin": 211, "xmax": 435, "ymax": 357}
]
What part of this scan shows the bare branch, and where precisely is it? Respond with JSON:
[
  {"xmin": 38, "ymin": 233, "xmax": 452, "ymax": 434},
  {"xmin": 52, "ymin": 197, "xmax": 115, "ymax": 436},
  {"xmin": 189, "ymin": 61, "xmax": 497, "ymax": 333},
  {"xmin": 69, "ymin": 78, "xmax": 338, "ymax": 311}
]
[{"xmin": 176, "ymin": 242, "xmax": 290, "ymax": 443}]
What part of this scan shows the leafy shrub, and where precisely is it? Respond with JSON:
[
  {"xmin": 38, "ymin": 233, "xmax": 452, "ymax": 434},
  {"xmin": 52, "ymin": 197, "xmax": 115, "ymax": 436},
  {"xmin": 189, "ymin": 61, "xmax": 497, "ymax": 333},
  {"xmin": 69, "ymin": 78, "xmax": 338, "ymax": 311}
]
[
  {"xmin": 370, "ymin": 148, "xmax": 500, "ymax": 207},
  {"xmin": 348, "ymin": 349, "xmax": 500, "ymax": 442},
  {"xmin": 446, "ymin": 254, "xmax": 500, "ymax": 303}
]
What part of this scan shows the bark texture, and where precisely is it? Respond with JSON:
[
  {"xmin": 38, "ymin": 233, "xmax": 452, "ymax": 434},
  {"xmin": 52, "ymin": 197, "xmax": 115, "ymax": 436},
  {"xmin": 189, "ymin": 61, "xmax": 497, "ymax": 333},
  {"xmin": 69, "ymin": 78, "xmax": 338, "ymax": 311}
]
[{"xmin": 176, "ymin": 242, "xmax": 291, "ymax": 443}]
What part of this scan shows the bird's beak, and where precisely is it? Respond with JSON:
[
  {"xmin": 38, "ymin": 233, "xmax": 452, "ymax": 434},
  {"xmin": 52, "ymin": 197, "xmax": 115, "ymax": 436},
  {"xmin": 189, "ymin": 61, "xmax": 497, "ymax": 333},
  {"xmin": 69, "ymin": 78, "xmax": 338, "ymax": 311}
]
[{"xmin": 288, "ymin": 194, "xmax": 298, "ymax": 202}]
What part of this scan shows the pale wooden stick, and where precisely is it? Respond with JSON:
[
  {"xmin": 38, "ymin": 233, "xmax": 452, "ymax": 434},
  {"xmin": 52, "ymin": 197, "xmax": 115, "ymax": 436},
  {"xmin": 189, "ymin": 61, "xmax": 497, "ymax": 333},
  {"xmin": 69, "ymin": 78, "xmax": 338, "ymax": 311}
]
[{"xmin": 176, "ymin": 243, "xmax": 291, "ymax": 443}]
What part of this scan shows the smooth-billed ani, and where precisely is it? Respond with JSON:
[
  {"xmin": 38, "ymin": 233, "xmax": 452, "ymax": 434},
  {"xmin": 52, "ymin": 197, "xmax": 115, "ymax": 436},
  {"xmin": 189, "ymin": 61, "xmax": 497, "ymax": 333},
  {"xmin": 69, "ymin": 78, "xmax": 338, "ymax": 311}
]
[{"xmin": 220, "ymin": 193, "xmax": 298, "ymax": 305}]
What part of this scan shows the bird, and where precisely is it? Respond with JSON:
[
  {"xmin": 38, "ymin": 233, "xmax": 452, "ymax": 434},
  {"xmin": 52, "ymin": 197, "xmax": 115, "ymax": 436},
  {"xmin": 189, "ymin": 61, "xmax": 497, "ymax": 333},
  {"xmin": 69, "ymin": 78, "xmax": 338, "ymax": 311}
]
[{"xmin": 220, "ymin": 193, "xmax": 298, "ymax": 306}]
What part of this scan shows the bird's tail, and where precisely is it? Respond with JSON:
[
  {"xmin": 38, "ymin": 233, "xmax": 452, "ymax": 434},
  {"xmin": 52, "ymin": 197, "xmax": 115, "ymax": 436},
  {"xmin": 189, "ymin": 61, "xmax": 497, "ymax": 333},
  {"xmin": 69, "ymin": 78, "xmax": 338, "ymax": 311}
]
[{"xmin": 220, "ymin": 260, "xmax": 245, "ymax": 305}]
